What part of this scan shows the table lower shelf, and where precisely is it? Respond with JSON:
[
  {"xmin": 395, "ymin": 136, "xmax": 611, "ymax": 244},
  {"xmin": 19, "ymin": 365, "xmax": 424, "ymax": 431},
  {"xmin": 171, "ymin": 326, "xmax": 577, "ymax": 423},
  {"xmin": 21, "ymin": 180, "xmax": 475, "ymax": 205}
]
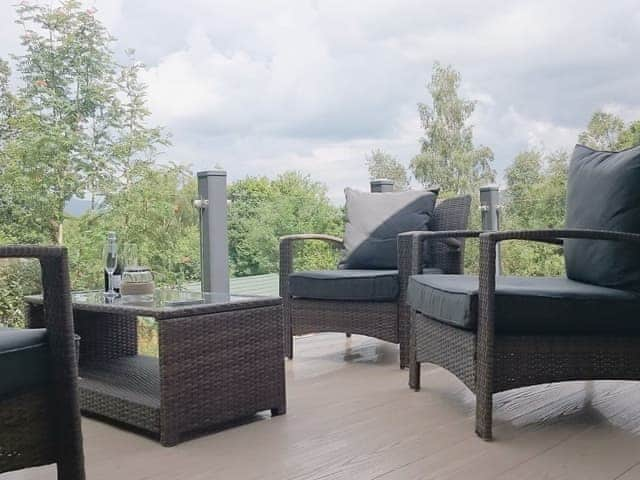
[{"xmin": 79, "ymin": 355, "xmax": 161, "ymax": 435}]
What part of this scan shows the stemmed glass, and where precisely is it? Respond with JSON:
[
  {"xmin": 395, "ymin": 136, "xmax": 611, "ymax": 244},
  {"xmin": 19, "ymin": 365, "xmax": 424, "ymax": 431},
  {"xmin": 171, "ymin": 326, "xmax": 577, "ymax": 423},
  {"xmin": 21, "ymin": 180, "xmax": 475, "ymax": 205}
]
[{"xmin": 103, "ymin": 240, "xmax": 118, "ymax": 298}]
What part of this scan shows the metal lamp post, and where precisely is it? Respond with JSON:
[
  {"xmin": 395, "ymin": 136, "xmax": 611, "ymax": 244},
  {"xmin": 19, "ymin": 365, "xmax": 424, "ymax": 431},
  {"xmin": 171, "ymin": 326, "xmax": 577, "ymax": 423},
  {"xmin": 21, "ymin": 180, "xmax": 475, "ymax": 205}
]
[{"xmin": 194, "ymin": 170, "xmax": 229, "ymax": 295}]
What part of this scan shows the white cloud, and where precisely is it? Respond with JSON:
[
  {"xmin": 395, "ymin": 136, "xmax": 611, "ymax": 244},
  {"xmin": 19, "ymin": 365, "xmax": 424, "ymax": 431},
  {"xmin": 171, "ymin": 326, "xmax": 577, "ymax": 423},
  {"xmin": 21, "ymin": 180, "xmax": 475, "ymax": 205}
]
[
  {"xmin": 503, "ymin": 107, "xmax": 581, "ymax": 153},
  {"xmin": 2, "ymin": 0, "xmax": 640, "ymax": 197},
  {"xmin": 601, "ymin": 103, "xmax": 640, "ymax": 123}
]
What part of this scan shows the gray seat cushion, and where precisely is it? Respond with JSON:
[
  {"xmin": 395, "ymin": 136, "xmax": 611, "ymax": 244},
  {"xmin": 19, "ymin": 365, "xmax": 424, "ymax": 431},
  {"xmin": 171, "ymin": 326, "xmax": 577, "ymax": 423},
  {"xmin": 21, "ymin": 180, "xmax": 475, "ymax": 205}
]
[
  {"xmin": 291, "ymin": 268, "xmax": 443, "ymax": 302},
  {"xmin": 290, "ymin": 269, "xmax": 400, "ymax": 301},
  {"xmin": 564, "ymin": 144, "xmax": 640, "ymax": 292},
  {"xmin": 407, "ymin": 275, "xmax": 640, "ymax": 334},
  {"xmin": 340, "ymin": 188, "xmax": 438, "ymax": 269},
  {"xmin": 0, "ymin": 327, "xmax": 50, "ymax": 396}
]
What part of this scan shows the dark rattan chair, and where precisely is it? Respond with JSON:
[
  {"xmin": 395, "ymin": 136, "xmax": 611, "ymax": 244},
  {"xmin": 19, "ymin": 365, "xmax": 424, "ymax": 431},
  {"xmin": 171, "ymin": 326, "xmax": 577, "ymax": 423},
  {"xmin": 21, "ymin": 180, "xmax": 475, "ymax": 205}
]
[
  {"xmin": 405, "ymin": 145, "xmax": 640, "ymax": 440},
  {"xmin": 403, "ymin": 229, "xmax": 640, "ymax": 440},
  {"xmin": 280, "ymin": 195, "xmax": 471, "ymax": 368},
  {"xmin": 0, "ymin": 246, "xmax": 85, "ymax": 478}
]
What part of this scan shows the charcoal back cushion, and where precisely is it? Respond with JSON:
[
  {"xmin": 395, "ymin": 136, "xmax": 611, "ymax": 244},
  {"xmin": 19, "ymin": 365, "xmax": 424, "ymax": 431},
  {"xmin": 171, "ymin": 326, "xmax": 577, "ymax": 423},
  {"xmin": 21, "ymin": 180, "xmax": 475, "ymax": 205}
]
[
  {"xmin": 564, "ymin": 144, "xmax": 640, "ymax": 291},
  {"xmin": 340, "ymin": 188, "xmax": 438, "ymax": 269}
]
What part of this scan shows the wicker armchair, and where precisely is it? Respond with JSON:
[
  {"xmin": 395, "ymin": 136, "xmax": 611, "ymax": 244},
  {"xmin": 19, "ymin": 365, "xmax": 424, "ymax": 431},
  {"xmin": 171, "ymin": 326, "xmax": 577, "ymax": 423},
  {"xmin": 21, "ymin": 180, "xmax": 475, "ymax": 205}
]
[
  {"xmin": 0, "ymin": 246, "xmax": 85, "ymax": 479},
  {"xmin": 404, "ymin": 229, "xmax": 640, "ymax": 440},
  {"xmin": 280, "ymin": 195, "xmax": 471, "ymax": 367}
]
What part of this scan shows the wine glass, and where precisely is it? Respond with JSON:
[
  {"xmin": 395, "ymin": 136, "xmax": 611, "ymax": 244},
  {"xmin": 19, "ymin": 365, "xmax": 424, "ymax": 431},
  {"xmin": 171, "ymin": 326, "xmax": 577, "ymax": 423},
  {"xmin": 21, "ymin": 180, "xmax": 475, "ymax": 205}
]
[
  {"xmin": 122, "ymin": 243, "xmax": 139, "ymax": 270},
  {"xmin": 103, "ymin": 241, "xmax": 118, "ymax": 298}
]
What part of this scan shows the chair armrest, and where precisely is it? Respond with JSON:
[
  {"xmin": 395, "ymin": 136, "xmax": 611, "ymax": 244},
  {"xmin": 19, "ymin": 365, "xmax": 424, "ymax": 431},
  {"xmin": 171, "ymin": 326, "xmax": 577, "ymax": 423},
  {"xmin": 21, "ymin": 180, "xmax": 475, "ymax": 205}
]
[
  {"xmin": 278, "ymin": 234, "xmax": 344, "ymax": 298},
  {"xmin": 482, "ymin": 228, "xmax": 640, "ymax": 245},
  {"xmin": 1, "ymin": 245, "xmax": 84, "ymax": 469},
  {"xmin": 279, "ymin": 234, "xmax": 344, "ymax": 247},
  {"xmin": 0, "ymin": 245, "xmax": 73, "ymax": 335},
  {"xmin": 478, "ymin": 228, "xmax": 640, "ymax": 321},
  {"xmin": 399, "ymin": 230, "xmax": 483, "ymax": 246},
  {"xmin": 398, "ymin": 230, "xmax": 482, "ymax": 275},
  {"xmin": 397, "ymin": 230, "xmax": 482, "ymax": 303},
  {"xmin": 474, "ymin": 228, "xmax": 640, "ymax": 389}
]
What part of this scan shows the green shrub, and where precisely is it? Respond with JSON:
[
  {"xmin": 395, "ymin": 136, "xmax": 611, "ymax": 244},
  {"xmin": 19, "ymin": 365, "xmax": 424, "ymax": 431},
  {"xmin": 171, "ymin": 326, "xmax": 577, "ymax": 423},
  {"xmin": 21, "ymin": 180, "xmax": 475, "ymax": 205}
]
[{"xmin": 0, "ymin": 259, "xmax": 41, "ymax": 328}]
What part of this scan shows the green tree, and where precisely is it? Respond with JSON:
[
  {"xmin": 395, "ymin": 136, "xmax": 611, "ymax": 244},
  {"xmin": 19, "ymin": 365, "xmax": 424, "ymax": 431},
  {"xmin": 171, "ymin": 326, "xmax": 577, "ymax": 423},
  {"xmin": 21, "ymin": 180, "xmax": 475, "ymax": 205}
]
[
  {"xmin": 10, "ymin": 0, "xmax": 116, "ymax": 240},
  {"xmin": 0, "ymin": 59, "xmax": 17, "ymax": 143},
  {"xmin": 64, "ymin": 163, "xmax": 200, "ymax": 289},
  {"xmin": 578, "ymin": 111, "xmax": 625, "ymax": 150},
  {"xmin": 501, "ymin": 150, "xmax": 568, "ymax": 276},
  {"xmin": 411, "ymin": 62, "xmax": 495, "ymax": 195},
  {"xmin": 365, "ymin": 149, "xmax": 409, "ymax": 190},
  {"xmin": 111, "ymin": 49, "xmax": 170, "ymax": 188},
  {"xmin": 228, "ymin": 172, "xmax": 343, "ymax": 276},
  {"xmin": 503, "ymin": 150, "xmax": 544, "ymax": 228},
  {"xmin": 617, "ymin": 121, "xmax": 640, "ymax": 149},
  {"xmin": 0, "ymin": 111, "xmax": 78, "ymax": 243},
  {"xmin": 0, "ymin": 0, "xmax": 168, "ymax": 242}
]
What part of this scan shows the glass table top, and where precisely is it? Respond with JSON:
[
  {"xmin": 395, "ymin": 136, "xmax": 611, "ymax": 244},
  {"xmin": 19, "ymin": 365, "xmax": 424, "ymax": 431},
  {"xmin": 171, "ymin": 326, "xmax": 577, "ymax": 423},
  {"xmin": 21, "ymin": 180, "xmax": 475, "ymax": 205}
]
[{"xmin": 71, "ymin": 289, "xmax": 258, "ymax": 310}]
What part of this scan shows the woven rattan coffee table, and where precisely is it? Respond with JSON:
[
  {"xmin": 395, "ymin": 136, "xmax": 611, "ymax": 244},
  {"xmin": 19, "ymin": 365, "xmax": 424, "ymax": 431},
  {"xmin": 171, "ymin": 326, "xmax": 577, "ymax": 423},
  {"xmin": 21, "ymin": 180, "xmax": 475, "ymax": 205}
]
[{"xmin": 25, "ymin": 290, "xmax": 285, "ymax": 446}]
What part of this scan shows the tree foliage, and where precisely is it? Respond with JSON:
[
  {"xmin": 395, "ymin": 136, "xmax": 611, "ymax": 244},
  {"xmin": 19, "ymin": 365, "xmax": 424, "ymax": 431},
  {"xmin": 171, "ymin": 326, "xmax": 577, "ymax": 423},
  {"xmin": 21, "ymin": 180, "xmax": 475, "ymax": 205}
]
[
  {"xmin": 365, "ymin": 149, "xmax": 409, "ymax": 191},
  {"xmin": 64, "ymin": 164, "xmax": 200, "ymax": 290},
  {"xmin": 411, "ymin": 62, "xmax": 495, "ymax": 195},
  {"xmin": 618, "ymin": 121, "xmax": 640, "ymax": 149},
  {"xmin": 500, "ymin": 150, "xmax": 569, "ymax": 276},
  {"xmin": 0, "ymin": 0, "xmax": 168, "ymax": 243},
  {"xmin": 579, "ymin": 111, "xmax": 640, "ymax": 151},
  {"xmin": 228, "ymin": 172, "xmax": 343, "ymax": 276}
]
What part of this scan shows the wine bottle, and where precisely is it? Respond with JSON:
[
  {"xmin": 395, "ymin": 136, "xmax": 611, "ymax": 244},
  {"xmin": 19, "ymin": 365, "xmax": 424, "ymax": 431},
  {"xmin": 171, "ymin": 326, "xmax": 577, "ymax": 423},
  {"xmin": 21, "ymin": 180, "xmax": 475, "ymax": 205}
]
[{"xmin": 104, "ymin": 261, "xmax": 123, "ymax": 292}]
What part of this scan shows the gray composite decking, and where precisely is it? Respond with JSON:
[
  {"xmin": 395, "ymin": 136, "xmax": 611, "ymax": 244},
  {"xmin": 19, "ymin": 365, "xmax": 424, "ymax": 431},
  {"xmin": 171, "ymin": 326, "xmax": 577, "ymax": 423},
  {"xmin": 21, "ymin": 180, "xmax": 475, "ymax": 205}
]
[{"xmin": 5, "ymin": 333, "xmax": 640, "ymax": 479}]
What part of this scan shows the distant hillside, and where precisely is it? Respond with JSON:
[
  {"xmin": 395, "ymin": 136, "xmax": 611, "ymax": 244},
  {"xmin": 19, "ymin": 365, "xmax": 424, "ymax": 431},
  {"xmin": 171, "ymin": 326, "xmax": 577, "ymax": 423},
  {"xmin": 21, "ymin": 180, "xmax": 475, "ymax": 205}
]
[{"xmin": 64, "ymin": 196, "xmax": 105, "ymax": 217}]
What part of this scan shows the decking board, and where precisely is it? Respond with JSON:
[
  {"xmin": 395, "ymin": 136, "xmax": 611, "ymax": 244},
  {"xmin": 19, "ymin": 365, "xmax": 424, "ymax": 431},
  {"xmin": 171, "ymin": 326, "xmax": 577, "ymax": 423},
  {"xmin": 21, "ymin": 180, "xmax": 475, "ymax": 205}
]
[{"xmin": 5, "ymin": 333, "xmax": 640, "ymax": 480}]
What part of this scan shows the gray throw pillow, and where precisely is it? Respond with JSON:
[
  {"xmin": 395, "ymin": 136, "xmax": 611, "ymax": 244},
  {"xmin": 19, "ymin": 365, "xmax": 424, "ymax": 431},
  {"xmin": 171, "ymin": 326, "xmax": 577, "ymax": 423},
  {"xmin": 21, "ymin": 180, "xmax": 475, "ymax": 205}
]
[
  {"xmin": 340, "ymin": 188, "xmax": 438, "ymax": 269},
  {"xmin": 564, "ymin": 144, "xmax": 640, "ymax": 292}
]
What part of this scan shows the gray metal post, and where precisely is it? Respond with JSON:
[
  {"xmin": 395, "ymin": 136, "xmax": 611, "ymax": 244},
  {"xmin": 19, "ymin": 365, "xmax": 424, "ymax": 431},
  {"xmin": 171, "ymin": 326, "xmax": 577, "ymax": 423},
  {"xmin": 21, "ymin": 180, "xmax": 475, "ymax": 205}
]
[
  {"xmin": 195, "ymin": 170, "xmax": 229, "ymax": 294},
  {"xmin": 370, "ymin": 179, "xmax": 394, "ymax": 193},
  {"xmin": 479, "ymin": 184, "xmax": 501, "ymax": 274}
]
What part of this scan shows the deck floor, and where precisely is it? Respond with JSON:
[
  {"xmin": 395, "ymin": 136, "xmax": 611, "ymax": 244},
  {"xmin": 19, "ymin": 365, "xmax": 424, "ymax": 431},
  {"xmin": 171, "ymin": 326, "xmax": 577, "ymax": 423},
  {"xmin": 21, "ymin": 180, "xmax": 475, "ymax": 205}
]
[{"xmin": 5, "ymin": 333, "xmax": 640, "ymax": 480}]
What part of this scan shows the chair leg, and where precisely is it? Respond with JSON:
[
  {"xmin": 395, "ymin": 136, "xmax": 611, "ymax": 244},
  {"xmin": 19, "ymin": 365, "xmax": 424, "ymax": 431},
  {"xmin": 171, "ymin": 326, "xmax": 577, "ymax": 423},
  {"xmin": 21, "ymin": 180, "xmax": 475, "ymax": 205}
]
[
  {"xmin": 286, "ymin": 332, "xmax": 293, "ymax": 359},
  {"xmin": 284, "ymin": 300, "xmax": 294, "ymax": 359},
  {"xmin": 400, "ymin": 340, "xmax": 409, "ymax": 369},
  {"xmin": 475, "ymin": 388, "xmax": 493, "ymax": 441},
  {"xmin": 409, "ymin": 361, "xmax": 420, "ymax": 391}
]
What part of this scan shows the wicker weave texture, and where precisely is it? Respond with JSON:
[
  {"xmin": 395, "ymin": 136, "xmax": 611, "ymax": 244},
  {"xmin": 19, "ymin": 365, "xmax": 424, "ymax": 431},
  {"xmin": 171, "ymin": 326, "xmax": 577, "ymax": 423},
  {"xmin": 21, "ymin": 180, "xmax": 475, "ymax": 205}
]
[
  {"xmin": 291, "ymin": 299, "xmax": 398, "ymax": 342},
  {"xmin": 0, "ymin": 390, "xmax": 55, "ymax": 473},
  {"xmin": 3, "ymin": 245, "xmax": 84, "ymax": 479},
  {"xmin": 409, "ymin": 228, "xmax": 640, "ymax": 441},
  {"xmin": 28, "ymin": 306, "xmax": 137, "ymax": 362},
  {"xmin": 159, "ymin": 305, "xmax": 286, "ymax": 446},
  {"xmin": 52, "ymin": 297, "xmax": 285, "ymax": 447},
  {"xmin": 280, "ymin": 195, "xmax": 472, "ymax": 367},
  {"xmin": 79, "ymin": 355, "xmax": 161, "ymax": 433}
]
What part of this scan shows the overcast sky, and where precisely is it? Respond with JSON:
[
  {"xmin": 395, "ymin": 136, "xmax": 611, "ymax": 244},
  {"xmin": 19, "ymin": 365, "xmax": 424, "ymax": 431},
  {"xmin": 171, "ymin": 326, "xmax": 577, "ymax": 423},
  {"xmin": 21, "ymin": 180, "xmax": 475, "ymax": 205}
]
[{"xmin": 2, "ymin": 1, "xmax": 640, "ymax": 201}]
